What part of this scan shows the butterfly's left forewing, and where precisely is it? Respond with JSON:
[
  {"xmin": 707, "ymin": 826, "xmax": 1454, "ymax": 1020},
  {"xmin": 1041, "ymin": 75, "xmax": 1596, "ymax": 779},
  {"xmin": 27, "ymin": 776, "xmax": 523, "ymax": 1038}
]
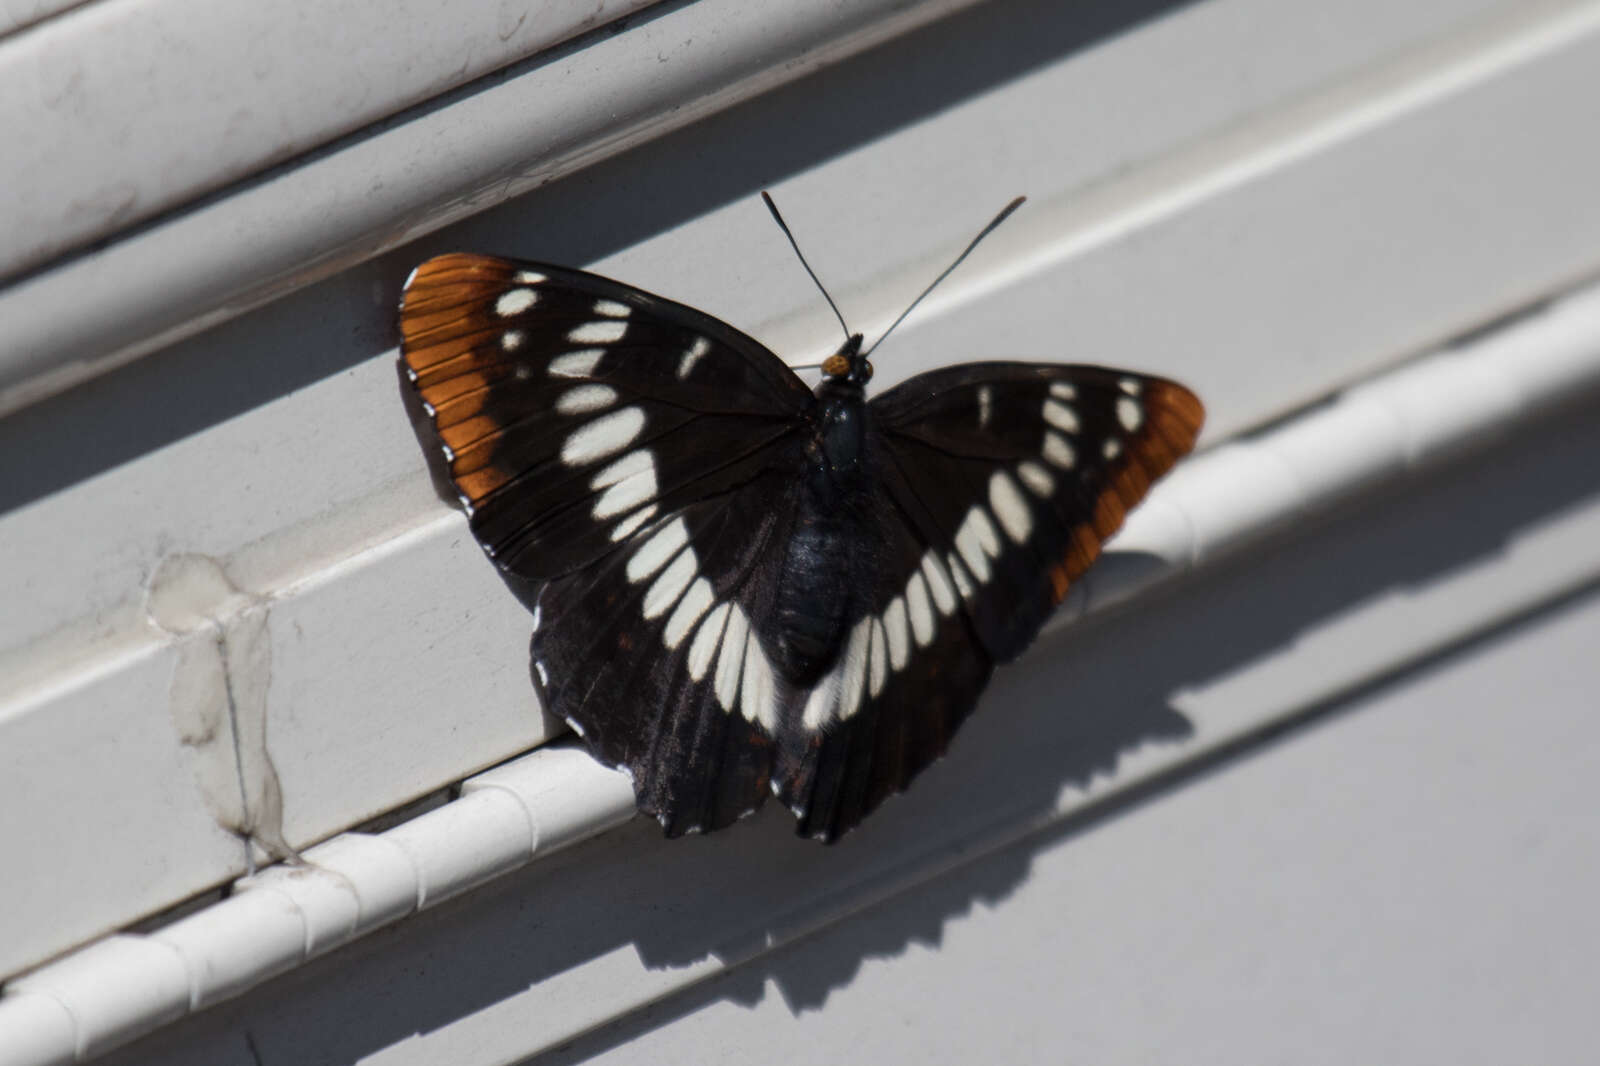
[{"xmin": 872, "ymin": 362, "xmax": 1203, "ymax": 660}]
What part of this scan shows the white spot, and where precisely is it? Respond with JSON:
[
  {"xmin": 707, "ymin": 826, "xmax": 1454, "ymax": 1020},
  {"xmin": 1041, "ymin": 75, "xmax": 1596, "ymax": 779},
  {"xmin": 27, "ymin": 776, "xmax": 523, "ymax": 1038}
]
[
  {"xmin": 564, "ymin": 713, "xmax": 582, "ymax": 736},
  {"xmin": 664, "ymin": 578, "xmax": 713, "ymax": 649},
  {"xmin": 1050, "ymin": 381, "xmax": 1077, "ymax": 400},
  {"xmin": 626, "ymin": 517, "xmax": 687, "ymax": 583},
  {"xmin": 1017, "ymin": 461, "xmax": 1054, "ymax": 497},
  {"xmin": 531, "ymin": 603, "xmax": 541, "ymax": 632},
  {"xmin": 1103, "ymin": 438, "xmax": 1123, "ymax": 461},
  {"xmin": 642, "ymin": 549, "xmax": 697, "ymax": 619},
  {"xmin": 677, "ymin": 337, "xmax": 711, "ymax": 380},
  {"xmin": 1043, "ymin": 431, "xmax": 1076, "ymax": 469},
  {"xmin": 594, "ymin": 299, "xmax": 630, "ymax": 318},
  {"xmin": 838, "ymin": 618, "xmax": 873, "ymax": 719},
  {"xmin": 954, "ymin": 508, "xmax": 999, "ymax": 581},
  {"xmin": 802, "ymin": 668, "xmax": 841, "ymax": 731},
  {"xmin": 568, "ymin": 320, "xmax": 627, "ymax": 345},
  {"xmin": 502, "ymin": 330, "xmax": 525, "ymax": 352},
  {"xmin": 905, "ymin": 573, "xmax": 936, "ymax": 646},
  {"xmin": 740, "ymin": 629, "xmax": 777, "ymax": 731},
  {"xmin": 556, "ymin": 384, "xmax": 618, "ymax": 415},
  {"xmin": 947, "ymin": 553, "xmax": 977, "ymax": 600},
  {"xmin": 977, "ymin": 386, "xmax": 993, "ymax": 427},
  {"xmin": 496, "ymin": 288, "xmax": 537, "ymax": 316},
  {"xmin": 1043, "ymin": 399, "xmax": 1080, "ymax": 434},
  {"xmin": 883, "ymin": 598, "xmax": 910, "ymax": 670},
  {"xmin": 714, "ymin": 607, "xmax": 750, "ymax": 710},
  {"xmin": 591, "ymin": 449, "xmax": 652, "ymax": 489},
  {"xmin": 610, "ymin": 505, "xmax": 658, "ymax": 542},
  {"xmin": 535, "ymin": 661, "xmax": 549, "ymax": 687},
  {"xmin": 868, "ymin": 619, "xmax": 888, "ymax": 698},
  {"xmin": 593, "ymin": 463, "xmax": 657, "ymax": 519},
  {"xmin": 988, "ymin": 474, "xmax": 1030, "ymax": 544},
  {"xmin": 560, "ymin": 406, "xmax": 644, "ymax": 465},
  {"xmin": 1117, "ymin": 396, "xmax": 1143, "ymax": 432},
  {"xmin": 920, "ymin": 551, "xmax": 958, "ymax": 615},
  {"xmin": 1120, "ymin": 376, "xmax": 1142, "ymax": 395},
  {"xmin": 688, "ymin": 603, "xmax": 731, "ymax": 681},
  {"xmin": 514, "ymin": 270, "xmax": 547, "ymax": 285},
  {"xmin": 549, "ymin": 349, "xmax": 604, "ymax": 377}
]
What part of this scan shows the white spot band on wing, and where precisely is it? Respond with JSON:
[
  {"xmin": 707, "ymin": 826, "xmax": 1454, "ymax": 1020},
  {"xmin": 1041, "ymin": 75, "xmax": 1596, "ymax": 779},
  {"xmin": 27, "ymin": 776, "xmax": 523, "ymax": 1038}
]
[
  {"xmin": 1043, "ymin": 431, "xmax": 1076, "ymax": 469},
  {"xmin": 988, "ymin": 471, "xmax": 1032, "ymax": 543},
  {"xmin": 626, "ymin": 517, "xmax": 687, "ymax": 583},
  {"xmin": 1117, "ymin": 396, "xmax": 1143, "ymax": 432},
  {"xmin": 714, "ymin": 607, "xmax": 750, "ymax": 710},
  {"xmin": 688, "ymin": 603, "xmax": 732, "ymax": 681},
  {"xmin": 1017, "ymin": 461, "xmax": 1054, "ymax": 497},
  {"xmin": 560, "ymin": 406, "xmax": 645, "ymax": 465},
  {"xmin": 1043, "ymin": 399, "xmax": 1080, "ymax": 434},
  {"xmin": 549, "ymin": 349, "xmax": 604, "ymax": 377},
  {"xmin": 556, "ymin": 384, "xmax": 618, "ymax": 415},
  {"xmin": 664, "ymin": 578, "xmax": 714, "ymax": 649},
  {"xmin": 568, "ymin": 320, "xmax": 627, "ymax": 345},
  {"xmin": 677, "ymin": 337, "xmax": 711, "ymax": 379},
  {"xmin": 642, "ymin": 550, "xmax": 697, "ymax": 619},
  {"xmin": 495, "ymin": 288, "xmax": 537, "ymax": 316}
]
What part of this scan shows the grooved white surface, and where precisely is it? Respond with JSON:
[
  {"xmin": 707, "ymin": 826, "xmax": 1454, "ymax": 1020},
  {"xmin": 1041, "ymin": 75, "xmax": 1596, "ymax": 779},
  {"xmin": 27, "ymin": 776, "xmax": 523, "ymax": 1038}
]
[
  {"xmin": 0, "ymin": 0, "xmax": 990, "ymax": 413},
  {"xmin": 4, "ymin": 0, "xmax": 1600, "ymax": 1061},
  {"xmin": 0, "ymin": 0, "xmax": 659, "ymax": 279}
]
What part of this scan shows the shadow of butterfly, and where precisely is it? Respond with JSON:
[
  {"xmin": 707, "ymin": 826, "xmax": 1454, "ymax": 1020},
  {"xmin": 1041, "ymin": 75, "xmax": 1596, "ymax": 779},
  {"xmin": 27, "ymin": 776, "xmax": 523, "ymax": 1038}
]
[{"xmin": 398, "ymin": 198, "xmax": 1203, "ymax": 842}]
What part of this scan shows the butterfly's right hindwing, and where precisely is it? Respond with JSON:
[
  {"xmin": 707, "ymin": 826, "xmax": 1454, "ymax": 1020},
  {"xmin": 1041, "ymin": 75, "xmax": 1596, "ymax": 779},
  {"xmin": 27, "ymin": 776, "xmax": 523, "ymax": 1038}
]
[{"xmin": 399, "ymin": 253, "xmax": 815, "ymax": 580}]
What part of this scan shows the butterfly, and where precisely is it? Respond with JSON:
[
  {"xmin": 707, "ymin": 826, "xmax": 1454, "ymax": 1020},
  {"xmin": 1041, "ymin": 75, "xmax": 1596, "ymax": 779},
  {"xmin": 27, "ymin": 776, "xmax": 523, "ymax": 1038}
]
[{"xmin": 398, "ymin": 198, "xmax": 1204, "ymax": 842}]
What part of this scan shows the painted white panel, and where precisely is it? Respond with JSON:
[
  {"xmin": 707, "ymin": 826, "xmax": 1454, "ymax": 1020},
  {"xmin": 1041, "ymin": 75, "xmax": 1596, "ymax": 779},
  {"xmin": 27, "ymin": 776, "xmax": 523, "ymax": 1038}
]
[
  {"xmin": 0, "ymin": 0, "xmax": 1535, "ymax": 412},
  {"xmin": 0, "ymin": 645, "xmax": 243, "ymax": 980},
  {"xmin": 0, "ymin": 0, "xmax": 658, "ymax": 277},
  {"xmin": 566, "ymin": 589, "xmax": 1600, "ymax": 1066}
]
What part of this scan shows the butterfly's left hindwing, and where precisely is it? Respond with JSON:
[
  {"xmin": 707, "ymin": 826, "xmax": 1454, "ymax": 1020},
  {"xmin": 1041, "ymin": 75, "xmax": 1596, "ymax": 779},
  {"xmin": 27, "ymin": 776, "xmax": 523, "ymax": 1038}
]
[{"xmin": 400, "ymin": 254, "xmax": 814, "ymax": 580}]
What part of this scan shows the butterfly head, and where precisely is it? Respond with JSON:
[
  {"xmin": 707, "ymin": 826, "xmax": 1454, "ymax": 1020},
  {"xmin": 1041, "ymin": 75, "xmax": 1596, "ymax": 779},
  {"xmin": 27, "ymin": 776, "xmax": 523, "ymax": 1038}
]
[{"xmin": 821, "ymin": 334, "xmax": 872, "ymax": 386}]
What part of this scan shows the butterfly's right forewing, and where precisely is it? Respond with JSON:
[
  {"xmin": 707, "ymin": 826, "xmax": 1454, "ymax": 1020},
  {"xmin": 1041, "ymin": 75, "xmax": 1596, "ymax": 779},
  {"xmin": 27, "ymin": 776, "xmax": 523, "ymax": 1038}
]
[{"xmin": 401, "ymin": 253, "xmax": 822, "ymax": 834}]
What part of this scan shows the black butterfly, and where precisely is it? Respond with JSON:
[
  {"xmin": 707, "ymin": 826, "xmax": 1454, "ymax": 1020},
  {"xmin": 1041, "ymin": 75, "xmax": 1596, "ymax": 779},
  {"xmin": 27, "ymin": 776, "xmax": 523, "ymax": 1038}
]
[{"xmin": 399, "ymin": 211, "xmax": 1203, "ymax": 843}]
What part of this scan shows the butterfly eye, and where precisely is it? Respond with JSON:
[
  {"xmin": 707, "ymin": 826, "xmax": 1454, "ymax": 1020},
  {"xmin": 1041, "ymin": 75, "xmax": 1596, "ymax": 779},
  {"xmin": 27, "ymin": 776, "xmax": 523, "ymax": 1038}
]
[
  {"xmin": 822, "ymin": 354, "xmax": 851, "ymax": 377},
  {"xmin": 861, "ymin": 360, "xmax": 874, "ymax": 382}
]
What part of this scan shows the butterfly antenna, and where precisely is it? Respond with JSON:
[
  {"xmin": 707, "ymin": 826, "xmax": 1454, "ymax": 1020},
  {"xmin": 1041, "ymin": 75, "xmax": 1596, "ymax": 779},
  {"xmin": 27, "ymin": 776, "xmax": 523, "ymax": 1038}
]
[
  {"xmin": 863, "ymin": 196, "xmax": 1026, "ymax": 357},
  {"xmin": 762, "ymin": 191, "xmax": 853, "ymax": 344}
]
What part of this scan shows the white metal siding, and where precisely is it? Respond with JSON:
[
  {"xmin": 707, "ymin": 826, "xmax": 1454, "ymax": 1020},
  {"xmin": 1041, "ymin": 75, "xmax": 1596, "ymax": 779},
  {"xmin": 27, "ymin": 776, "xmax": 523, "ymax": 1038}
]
[{"xmin": 3, "ymin": 0, "xmax": 1599, "ymax": 1062}]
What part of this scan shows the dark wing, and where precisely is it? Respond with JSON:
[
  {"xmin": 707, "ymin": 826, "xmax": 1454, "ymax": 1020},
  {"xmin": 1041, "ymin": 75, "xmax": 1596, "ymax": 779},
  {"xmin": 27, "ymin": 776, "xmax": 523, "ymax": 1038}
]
[
  {"xmin": 400, "ymin": 253, "xmax": 817, "ymax": 832},
  {"xmin": 399, "ymin": 253, "xmax": 814, "ymax": 580},
  {"xmin": 533, "ymin": 463, "xmax": 805, "ymax": 835},
  {"xmin": 871, "ymin": 362, "xmax": 1204, "ymax": 661},
  {"xmin": 772, "ymin": 472, "xmax": 996, "ymax": 841},
  {"xmin": 773, "ymin": 363, "xmax": 1202, "ymax": 842}
]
